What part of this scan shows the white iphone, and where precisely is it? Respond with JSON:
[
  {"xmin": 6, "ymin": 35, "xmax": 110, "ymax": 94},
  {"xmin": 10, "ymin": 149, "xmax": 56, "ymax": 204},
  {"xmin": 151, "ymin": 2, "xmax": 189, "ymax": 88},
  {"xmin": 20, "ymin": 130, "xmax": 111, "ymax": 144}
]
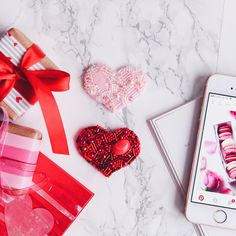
[{"xmin": 186, "ymin": 74, "xmax": 236, "ymax": 229}]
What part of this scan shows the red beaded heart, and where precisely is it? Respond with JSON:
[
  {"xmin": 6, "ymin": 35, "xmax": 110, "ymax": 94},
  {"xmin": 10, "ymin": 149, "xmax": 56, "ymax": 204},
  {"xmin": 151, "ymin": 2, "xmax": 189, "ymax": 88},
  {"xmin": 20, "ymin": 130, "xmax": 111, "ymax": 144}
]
[{"xmin": 76, "ymin": 126, "xmax": 141, "ymax": 177}]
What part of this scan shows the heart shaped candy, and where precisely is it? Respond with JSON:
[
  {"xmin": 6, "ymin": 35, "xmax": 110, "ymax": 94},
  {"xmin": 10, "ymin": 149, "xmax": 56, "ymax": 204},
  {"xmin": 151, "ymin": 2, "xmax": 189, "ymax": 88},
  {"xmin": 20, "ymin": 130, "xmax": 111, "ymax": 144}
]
[
  {"xmin": 76, "ymin": 126, "xmax": 141, "ymax": 177},
  {"xmin": 82, "ymin": 64, "xmax": 145, "ymax": 112},
  {"xmin": 5, "ymin": 195, "xmax": 54, "ymax": 236}
]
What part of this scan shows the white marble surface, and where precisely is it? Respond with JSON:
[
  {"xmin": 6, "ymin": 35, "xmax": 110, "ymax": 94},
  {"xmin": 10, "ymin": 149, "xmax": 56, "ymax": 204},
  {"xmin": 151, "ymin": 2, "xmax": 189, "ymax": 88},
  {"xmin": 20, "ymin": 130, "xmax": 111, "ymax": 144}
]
[{"xmin": 0, "ymin": 0, "xmax": 232, "ymax": 235}]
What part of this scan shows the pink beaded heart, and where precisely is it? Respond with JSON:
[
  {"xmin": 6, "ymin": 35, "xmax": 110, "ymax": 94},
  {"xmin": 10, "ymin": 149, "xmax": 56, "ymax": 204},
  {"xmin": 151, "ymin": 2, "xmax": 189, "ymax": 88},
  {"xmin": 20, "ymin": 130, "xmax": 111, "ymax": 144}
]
[{"xmin": 82, "ymin": 64, "xmax": 145, "ymax": 112}]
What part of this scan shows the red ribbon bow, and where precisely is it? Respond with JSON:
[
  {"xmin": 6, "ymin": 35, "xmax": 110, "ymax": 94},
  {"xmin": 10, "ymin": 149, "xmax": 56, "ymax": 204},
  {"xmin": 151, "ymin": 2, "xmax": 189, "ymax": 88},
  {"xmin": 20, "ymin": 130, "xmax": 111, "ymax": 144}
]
[{"xmin": 0, "ymin": 44, "xmax": 70, "ymax": 155}]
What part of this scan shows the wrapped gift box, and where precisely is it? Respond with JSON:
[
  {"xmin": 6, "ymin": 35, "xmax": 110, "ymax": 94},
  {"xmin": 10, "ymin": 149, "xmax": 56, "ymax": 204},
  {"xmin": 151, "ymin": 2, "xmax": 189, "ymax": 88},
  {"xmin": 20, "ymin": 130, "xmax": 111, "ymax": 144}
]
[
  {"xmin": 0, "ymin": 28, "xmax": 59, "ymax": 120},
  {"xmin": 0, "ymin": 123, "xmax": 42, "ymax": 189},
  {"xmin": 0, "ymin": 28, "xmax": 70, "ymax": 154}
]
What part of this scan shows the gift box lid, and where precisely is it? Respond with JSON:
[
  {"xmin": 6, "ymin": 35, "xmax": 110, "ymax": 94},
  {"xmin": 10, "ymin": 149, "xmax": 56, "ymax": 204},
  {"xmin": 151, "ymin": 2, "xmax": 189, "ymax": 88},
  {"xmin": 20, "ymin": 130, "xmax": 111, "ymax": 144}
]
[{"xmin": 7, "ymin": 123, "xmax": 42, "ymax": 140}]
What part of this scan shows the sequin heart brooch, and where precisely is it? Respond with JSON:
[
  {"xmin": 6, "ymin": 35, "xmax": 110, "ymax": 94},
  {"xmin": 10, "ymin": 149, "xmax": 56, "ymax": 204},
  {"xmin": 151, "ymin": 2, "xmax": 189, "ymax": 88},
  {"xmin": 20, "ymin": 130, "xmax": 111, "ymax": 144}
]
[
  {"xmin": 82, "ymin": 64, "xmax": 145, "ymax": 112},
  {"xmin": 76, "ymin": 126, "xmax": 141, "ymax": 177}
]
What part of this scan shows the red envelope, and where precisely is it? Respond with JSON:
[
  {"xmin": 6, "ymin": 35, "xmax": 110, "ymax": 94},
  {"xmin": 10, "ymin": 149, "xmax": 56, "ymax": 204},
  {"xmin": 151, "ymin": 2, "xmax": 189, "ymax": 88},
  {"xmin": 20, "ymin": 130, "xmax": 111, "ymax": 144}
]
[{"xmin": 0, "ymin": 152, "xmax": 94, "ymax": 236}]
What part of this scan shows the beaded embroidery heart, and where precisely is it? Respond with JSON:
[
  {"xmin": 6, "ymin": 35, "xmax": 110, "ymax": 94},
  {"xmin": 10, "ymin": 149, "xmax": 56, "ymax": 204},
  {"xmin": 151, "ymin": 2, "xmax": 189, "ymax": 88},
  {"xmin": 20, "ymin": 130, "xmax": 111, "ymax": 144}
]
[
  {"xmin": 82, "ymin": 64, "xmax": 145, "ymax": 112},
  {"xmin": 76, "ymin": 126, "xmax": 141, "ymax": 177}
]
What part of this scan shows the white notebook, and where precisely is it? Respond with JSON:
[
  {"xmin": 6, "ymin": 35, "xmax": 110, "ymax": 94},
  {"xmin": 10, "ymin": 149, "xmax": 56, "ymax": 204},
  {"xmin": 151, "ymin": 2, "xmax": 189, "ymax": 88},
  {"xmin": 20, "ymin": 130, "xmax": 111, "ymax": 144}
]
[{"xmin": 149, "ymin": 98, "xmax": 236, "ymax": 236}]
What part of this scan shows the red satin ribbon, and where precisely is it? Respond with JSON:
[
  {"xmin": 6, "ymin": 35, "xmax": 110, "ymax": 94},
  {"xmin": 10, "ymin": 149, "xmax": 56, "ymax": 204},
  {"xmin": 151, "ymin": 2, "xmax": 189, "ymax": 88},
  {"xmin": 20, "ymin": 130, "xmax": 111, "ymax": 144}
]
[{"xmin": 0, "ymin": 44, "xmax": 70, "ymax": 155}]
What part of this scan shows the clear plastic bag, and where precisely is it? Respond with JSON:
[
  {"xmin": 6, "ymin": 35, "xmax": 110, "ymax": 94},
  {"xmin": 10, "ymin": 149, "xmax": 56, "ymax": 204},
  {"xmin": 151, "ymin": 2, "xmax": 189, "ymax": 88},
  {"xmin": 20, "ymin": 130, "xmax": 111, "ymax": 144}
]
[{"xmin": 0, "ymin": 107, "xmax": 94, "ymax": 235}]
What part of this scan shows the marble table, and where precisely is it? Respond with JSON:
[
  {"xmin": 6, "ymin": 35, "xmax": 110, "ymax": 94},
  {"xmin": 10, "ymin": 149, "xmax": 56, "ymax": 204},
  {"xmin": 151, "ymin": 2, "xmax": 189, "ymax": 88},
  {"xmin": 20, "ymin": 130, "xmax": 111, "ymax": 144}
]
[{"xmin": 0, "ymin": 0, "xmax": 235, "ymax": 235}]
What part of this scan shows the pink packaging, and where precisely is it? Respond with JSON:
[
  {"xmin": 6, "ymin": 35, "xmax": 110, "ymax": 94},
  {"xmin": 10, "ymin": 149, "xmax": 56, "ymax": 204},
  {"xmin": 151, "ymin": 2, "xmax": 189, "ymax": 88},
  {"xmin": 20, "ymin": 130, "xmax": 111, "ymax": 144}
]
[
  {"xmin": 0, "ymin": 108, "xmax": 94, "ymax": 235},
  {"xmin": 0, "ymin": 107, "xmax": 42, "ymax": 190}
]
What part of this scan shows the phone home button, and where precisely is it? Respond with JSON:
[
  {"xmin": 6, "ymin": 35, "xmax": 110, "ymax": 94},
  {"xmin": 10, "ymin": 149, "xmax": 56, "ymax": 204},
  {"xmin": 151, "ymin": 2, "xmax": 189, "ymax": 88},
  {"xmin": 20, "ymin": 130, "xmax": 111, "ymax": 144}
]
[{"xmin": 213, "ymin": 210, "xmax": 227, "ymax": 223}]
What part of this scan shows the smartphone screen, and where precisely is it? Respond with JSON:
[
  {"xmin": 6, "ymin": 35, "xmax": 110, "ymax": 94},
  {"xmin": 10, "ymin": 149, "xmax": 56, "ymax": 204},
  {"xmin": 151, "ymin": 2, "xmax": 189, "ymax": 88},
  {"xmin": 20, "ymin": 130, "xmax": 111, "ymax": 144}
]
[{"xmin": 191, "ymin": 92, "xmax": 236, "ymax": 209}]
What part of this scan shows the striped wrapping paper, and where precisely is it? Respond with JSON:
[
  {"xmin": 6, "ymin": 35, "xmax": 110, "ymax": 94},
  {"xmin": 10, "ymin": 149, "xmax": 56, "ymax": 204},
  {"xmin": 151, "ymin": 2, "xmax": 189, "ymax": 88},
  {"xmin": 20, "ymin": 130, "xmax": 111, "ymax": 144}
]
[{"xmin": 0, "ymin": 123, "xmax": 42, "ymax": 190}]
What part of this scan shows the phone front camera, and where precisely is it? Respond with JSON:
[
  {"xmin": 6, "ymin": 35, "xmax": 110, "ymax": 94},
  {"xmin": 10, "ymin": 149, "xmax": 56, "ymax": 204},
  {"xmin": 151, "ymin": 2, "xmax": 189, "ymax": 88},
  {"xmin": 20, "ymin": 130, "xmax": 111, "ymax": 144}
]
[{"xmin": 231, "ymin": 87, "xmax": 233, "ymax": 90}]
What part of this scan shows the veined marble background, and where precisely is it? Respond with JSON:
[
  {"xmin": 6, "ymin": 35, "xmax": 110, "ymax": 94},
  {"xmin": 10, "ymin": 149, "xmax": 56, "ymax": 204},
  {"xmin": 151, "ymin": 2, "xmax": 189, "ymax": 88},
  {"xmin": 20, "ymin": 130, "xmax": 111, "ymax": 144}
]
[{"xmin": 0, "ymin": 0, "xmax": 227, "ymax": 235}]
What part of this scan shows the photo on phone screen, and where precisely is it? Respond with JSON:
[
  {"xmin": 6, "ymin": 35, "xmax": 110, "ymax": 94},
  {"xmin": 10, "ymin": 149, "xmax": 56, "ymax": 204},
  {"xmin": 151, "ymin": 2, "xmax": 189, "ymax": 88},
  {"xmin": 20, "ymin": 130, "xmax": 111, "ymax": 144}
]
[{"xmin": 191, "ymin": 92, "xmax": 236, "ymax": 209}]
